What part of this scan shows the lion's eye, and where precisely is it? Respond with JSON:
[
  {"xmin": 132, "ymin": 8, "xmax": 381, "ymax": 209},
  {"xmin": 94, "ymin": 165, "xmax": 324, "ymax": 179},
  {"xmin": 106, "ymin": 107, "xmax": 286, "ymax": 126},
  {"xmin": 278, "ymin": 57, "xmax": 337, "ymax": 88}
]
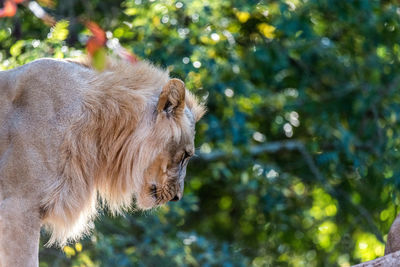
[{"xmin": 181, "ymin": 151, "xmax": 191, "ymax": 164}]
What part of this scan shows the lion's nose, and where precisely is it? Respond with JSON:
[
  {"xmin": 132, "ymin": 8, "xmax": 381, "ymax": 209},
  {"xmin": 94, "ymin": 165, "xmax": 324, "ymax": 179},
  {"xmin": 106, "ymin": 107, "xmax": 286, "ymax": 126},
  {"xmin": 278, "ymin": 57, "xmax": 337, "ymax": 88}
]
[{"xmin": 170, "ymin": 194, "xmax": 181, "ymax": 202}]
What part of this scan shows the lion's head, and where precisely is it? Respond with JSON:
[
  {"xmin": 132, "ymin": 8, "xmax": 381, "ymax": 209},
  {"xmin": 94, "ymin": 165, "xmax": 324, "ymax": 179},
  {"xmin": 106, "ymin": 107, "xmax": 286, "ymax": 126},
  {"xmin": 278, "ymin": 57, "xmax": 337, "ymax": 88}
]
[{"xmin": 134, "ymin": 78, "xmax": 205, "ymax": 209}]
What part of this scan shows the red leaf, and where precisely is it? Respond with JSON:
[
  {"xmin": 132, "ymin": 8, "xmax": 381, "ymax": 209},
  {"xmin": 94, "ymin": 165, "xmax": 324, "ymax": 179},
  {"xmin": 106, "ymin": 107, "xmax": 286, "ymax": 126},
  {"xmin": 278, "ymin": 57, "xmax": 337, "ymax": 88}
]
[
  {"xmin": 125, "ymin": 53, "xmax": 138, "ymax": 64},
  {"xmin": 119, "ymin": 49, "xmax": 138, "ymax": 64},
  {"xmin": 85, "ymin": 21, "xmax": 107, "ymax": 58},
  {"xmin": 12, "ymin": 0, "xmax": 25, "ymax": 4},
  {"xmin": 86, "ymin": 21, "xmax": 106, "ymax": 45},
  {"xmin": 86, "ymin": 37, "xmax": 103, "ymax": 56},
  {"xmin": 0, "ymin": 0, "xmax": 17, "ymax": 17}
]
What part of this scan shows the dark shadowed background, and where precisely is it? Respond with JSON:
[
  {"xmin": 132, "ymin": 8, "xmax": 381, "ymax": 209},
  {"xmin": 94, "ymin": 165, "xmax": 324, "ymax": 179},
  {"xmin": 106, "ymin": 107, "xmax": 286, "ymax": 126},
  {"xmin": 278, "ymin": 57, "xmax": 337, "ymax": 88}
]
[{"xmin": 1, "ymin": 0, "xmax": 400, "ymax": 266}]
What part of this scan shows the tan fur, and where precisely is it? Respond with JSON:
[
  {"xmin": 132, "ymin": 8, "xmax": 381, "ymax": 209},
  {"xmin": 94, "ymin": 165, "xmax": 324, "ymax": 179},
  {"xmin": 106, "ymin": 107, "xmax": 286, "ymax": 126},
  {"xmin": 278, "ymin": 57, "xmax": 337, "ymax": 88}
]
[{"xmin": 0, "ymin": 58, "xmax": 205, "ymax": 266}]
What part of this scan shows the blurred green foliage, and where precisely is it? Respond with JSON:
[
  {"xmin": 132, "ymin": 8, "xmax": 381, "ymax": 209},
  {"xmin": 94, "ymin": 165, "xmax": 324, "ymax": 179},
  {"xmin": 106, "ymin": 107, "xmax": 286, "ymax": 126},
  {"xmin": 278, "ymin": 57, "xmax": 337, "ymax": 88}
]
[{"xmin": 1, "ymin": 0, "xmax": 400, "ymax": 266}]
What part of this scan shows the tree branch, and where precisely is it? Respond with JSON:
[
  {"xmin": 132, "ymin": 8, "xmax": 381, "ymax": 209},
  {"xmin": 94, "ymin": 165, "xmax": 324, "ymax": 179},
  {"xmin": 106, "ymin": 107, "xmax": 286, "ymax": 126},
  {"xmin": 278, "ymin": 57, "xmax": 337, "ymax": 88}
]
[
  {"xmin": 194, "ymin": 140, "xmax": 303, "ymax": 162},
  {"xmin": 352, "ymin": 250, "xmax": 400, "ymax": 266},
  {"xmin": 195, "ymin": 139, "xmax": 384, "ymax": 242}
]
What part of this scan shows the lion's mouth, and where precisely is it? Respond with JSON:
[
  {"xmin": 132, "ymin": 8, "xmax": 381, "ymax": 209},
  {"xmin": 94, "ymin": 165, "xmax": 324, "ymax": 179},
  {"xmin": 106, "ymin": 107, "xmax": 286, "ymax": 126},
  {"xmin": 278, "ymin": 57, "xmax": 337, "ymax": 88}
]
[{"xmin": 148, "ymin": 183, "xmax": 180, "ymax": 205}]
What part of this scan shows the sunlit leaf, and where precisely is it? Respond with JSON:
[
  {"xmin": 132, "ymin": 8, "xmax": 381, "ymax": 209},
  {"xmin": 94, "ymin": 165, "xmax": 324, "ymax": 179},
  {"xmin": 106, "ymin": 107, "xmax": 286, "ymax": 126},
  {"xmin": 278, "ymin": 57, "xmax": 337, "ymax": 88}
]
[
  {"xmin": 235, "ymin": 11, "xmax": 250, "ymax": 23},
  {"xmin": 63, "ymin": 246, "xmax": 76, "ymax": 258},
  {"xmin": 257, "ymin": 23, "xmax": 275, "ymax": 39},
  {"xmin": 48, "ymin": 20, "xmax": 69, "ymax": 42},
  {"xmin": 354, "ymin": 232, "xmax": 385, "ymax": 262},
  {"xmin": 75, "ymin": 242, "xmax": 82, "ymax": 252},
  {"xmin": 91, "ymin": 47, "xmax": 107, "ymax": 71},
  {"xmin": 10, "ymin": 40, "xmax": 24, "ymax": 57}
]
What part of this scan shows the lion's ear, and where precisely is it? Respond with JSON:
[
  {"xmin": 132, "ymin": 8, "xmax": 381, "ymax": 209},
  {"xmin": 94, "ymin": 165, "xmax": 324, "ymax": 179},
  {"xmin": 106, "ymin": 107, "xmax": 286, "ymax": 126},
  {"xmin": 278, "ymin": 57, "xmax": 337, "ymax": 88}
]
[{"xmin": 157, "ymin": 78, "xmax": 186, "ymax": 117}]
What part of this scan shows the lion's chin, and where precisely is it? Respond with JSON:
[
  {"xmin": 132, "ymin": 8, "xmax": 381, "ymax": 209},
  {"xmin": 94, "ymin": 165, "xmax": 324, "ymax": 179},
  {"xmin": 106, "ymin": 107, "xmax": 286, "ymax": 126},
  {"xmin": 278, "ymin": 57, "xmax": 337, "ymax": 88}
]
[{"xmin": 135, "ymin": 196, "xmax": 158, "ymax": 210}]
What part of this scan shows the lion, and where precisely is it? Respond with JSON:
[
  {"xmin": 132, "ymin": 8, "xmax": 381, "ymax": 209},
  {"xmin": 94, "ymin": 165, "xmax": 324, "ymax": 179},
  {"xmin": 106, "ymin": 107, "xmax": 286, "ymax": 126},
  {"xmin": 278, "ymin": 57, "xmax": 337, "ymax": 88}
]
[{"xmin": 0, "ymin": 58, "xmax": 205, "ymax": 266}]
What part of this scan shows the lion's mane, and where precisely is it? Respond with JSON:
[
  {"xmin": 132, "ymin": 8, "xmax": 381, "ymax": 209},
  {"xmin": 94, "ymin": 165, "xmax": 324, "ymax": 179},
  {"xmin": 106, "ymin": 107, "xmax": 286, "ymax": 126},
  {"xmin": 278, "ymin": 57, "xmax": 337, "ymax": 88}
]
[{"xmin": 40, "ymin": 59, "xmax": 205, "ymax": 246}]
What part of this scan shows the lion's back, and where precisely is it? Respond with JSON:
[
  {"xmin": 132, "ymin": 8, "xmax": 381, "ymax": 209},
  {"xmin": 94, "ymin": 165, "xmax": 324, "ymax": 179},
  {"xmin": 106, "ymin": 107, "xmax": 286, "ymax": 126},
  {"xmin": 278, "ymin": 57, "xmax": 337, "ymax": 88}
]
[{"xmin": 0, "ymin": 58, "xmax": 92, "ymax": 122}]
